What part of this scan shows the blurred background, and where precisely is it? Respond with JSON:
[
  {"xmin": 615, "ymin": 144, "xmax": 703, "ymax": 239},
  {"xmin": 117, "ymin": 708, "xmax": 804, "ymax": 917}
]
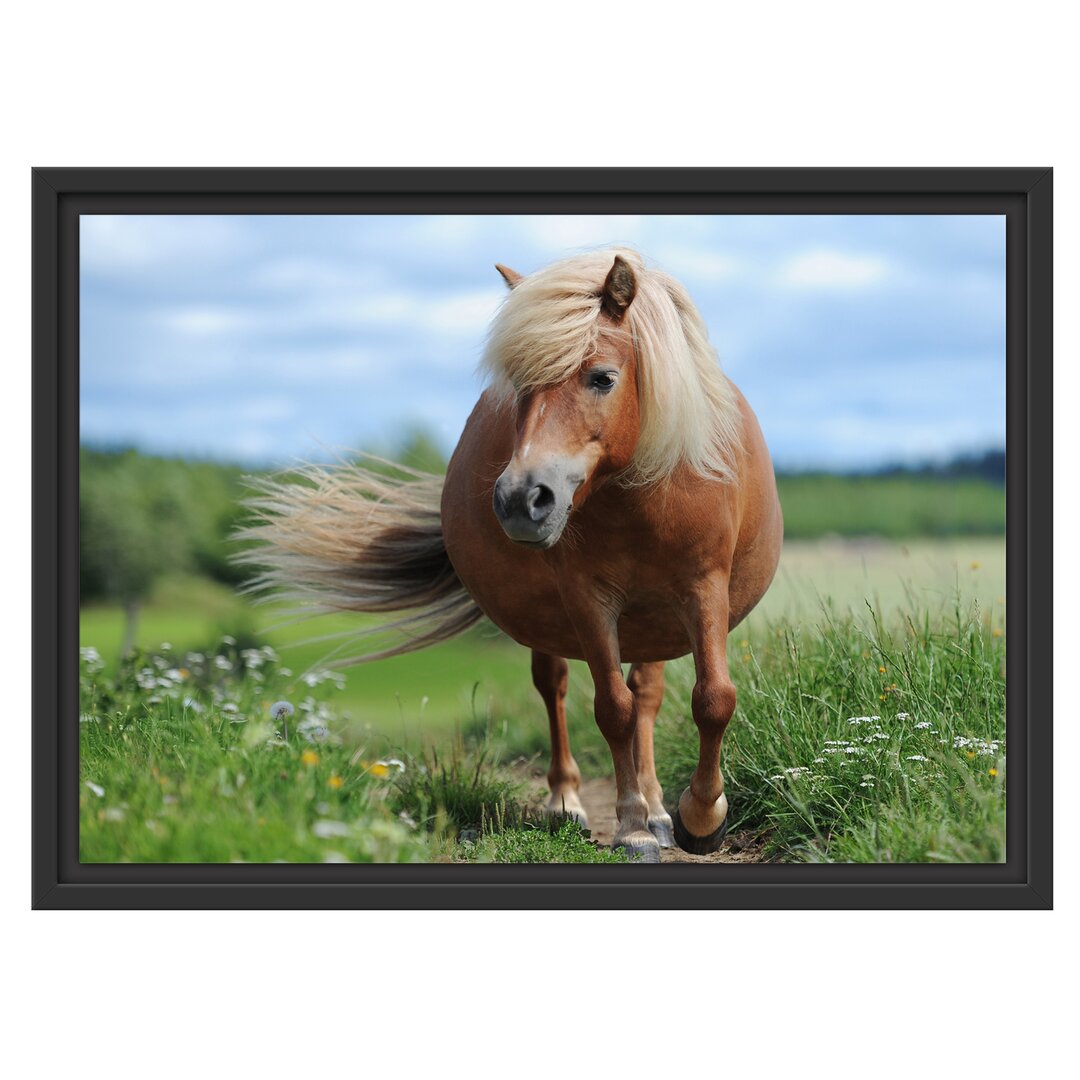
[{"xmin": 79, "ymin": 214, "xmax": 1006, "ymax": 738}]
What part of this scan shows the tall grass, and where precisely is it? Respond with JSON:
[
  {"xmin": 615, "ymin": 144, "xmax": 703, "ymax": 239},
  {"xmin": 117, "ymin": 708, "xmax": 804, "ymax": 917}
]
[
  {"xmin": 78, "ymin": 639, "xmax": 625, "ymax": 864},
  {"xmin": 653, "ymin": 598, "xmax": 1006, "ymax": 861},
  {"xmin": 78, "ymin": 582, "xmax": 1006, "ymax": 864}
]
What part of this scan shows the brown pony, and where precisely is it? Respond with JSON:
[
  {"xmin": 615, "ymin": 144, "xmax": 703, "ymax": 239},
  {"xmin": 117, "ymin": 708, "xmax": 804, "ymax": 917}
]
[{"xmin": 243, "ymin": 249, "xmax": 783, "ymax": 862}]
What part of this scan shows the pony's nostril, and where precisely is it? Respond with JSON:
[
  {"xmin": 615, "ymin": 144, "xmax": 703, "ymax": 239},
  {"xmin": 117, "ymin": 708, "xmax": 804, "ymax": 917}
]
[
  {"xmin": 492, "ymin": 479, "xmax": 512, "ymax": 521},
  {"xmin": 526, "ymin": 484, "xmax": 555, "ymax": 522}
]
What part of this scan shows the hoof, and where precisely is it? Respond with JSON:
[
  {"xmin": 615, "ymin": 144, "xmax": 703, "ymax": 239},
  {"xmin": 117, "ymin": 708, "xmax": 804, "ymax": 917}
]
[
  {"xmin": 673, "ymin": 806, "xmax": 732, "ymax": 855},
  {"xmin": 648, "ymin": 817, "xmax": 676, "ymax": 848},
  {"xmin": 613, "ymin": 831, "xmax": 662, "ymax": 864}
]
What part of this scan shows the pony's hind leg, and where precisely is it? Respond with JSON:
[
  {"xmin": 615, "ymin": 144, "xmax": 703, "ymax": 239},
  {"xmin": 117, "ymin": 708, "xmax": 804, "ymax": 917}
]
[
  {"xmin": 531, "ymin": 651, "xmax": 588, "ymax": 829},
  {"xmin": 627, "ymin": 662, "xmax": 676, "ymax": 848}
]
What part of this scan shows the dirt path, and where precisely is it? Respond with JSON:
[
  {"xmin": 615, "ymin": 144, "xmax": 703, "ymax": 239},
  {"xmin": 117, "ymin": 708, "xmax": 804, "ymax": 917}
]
[{"xmin": 522, "ymin": 768, "xmax": 767, "ymax": 863}]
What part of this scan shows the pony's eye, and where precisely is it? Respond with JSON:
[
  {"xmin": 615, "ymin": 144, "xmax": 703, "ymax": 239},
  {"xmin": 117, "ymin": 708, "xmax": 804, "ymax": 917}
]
[{"xmin": 587, "ymin": 371, "xmax": 616, "ymax": 393}]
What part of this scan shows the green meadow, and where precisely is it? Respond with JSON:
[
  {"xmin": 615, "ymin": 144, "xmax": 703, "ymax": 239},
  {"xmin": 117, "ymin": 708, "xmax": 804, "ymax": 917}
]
[
  {"xmin": 79, "ymin": 536, "xmax": 1005, "ymax": 742},
  {"xmin": 79, "ymin": 554, "xmax": 1006, "ymax": 864},
  {"xmin": 78, "ymin": 448, "xmax": 1007, "ymax": 863}
]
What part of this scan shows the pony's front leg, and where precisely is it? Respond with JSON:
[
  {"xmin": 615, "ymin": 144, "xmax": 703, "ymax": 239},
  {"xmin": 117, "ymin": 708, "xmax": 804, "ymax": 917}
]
[
  {"xmin": 531, "ymin": 651, "xmax": 587, "ymax": 828},
  {"xmin": 571, "ymin": 610, "xmax": 659, "ymax": 863},
  {"xmin": 673, "ymin": 578, "xmax": 736, "ymax": 855}
]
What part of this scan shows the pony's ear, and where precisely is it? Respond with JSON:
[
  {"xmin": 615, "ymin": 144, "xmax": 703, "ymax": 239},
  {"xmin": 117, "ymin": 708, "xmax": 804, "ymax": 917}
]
[
  {"xmin": 495, "ymin": 263, "xmax": 524, "ymax": 290},
  {"xmin": 600, "ymin": 255, "xmax": 637, "ymax": 322}
]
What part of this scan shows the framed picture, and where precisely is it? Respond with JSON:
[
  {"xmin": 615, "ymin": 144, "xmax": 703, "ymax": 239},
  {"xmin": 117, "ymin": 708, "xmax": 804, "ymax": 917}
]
[{"xmin": 32, "ymin": 167, "xmax": 1052, "ymax": 908}]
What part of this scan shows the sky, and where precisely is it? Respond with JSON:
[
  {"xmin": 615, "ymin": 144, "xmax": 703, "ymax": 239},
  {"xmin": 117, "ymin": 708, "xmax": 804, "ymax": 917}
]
[{"xmin": 80, "ymin": 213, "xmax": 1005, "ymax": 471}]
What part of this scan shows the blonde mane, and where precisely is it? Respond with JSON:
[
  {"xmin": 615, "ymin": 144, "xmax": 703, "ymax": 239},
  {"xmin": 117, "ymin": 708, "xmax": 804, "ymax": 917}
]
[{"xmin": 481, "ymin": 247, "xmax": 742, "ymax": 485}]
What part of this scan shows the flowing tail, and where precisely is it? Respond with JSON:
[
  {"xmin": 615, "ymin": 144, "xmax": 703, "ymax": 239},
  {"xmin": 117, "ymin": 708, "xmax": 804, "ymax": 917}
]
[{"xmin": 234, "ymin": 457, "xmax": 483, "ymax": 664}]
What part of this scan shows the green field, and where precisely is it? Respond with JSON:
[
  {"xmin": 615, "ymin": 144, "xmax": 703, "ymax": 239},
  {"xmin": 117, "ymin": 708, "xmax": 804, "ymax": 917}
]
[
  {"xmin": 79, "ymin": 563, "xmax": 1006, "ymax": 863},
  {"xmin": 775, "ymin": 472, "xmax": 1004, "ymax": 538},
  {"xmin": 77, "ymin": 450, "xmax": 1008, "ymax": 864},
  {"xmin": 80, "ymin": 535, "xmax": 1005, "ymax": 743},
  {"xmin": 80, "ymin": 579, "xmax": 527, "ymax": 740}
]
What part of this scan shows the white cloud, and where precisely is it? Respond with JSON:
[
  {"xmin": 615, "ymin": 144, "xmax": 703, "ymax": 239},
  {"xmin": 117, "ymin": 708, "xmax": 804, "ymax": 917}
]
[
  {"xmin": 80, "ymin": 214, "xmax": 1005, "ymax": 468},
  {"xmin": 159, "ymin": 305, "xmax": 252, "ymax": 337},
  {"xmin": 250, "ymin": 257, "xmax": 374, "ymax": 293},
  {"xmin": 652, "ymin": 245, "xmax": 741, "ymax": 283},
  {"xmin": 234, "ymin": 396, "xmax": 298, "ymax": 424},
  {"xmin": 342, "ymin": 292, "xmax": 418, "ymax": 326},
  {"xmin": 777, "ymin": 249, "xmax": 890, "ymax": 289},
  {"xmin": 402, "ymin": 215, "xmax": 484, "ymax": 249},
  {"xmin": 332, "ymin": 287, "xmax": 501, "ymax": 336},
  {"xmin": 522, "ymin": 215, "xmax": 645, "ymax": 253},
  {"xmin": 81, "ymin": 215, "xmax": 245, "ymax": 272},
  {"xmin": 422, "ymin": 288, "xmax": 504, "ymax": 336}
]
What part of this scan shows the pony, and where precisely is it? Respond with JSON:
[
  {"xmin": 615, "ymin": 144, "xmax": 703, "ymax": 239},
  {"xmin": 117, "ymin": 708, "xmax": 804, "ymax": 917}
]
[{"xmin": 242, "ymin": 248, "xmax": 783, "ymax": 862}]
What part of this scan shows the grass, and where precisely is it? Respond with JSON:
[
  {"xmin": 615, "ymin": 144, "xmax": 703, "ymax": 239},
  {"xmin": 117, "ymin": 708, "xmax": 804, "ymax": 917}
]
[
  {"xmin": 650, "ymin": 597, "xmax": 1006, "ymax": 861},
  {"xmin": 79, "ymin": 537, "xmax": 1007, "ymax": 864},
  {"xmin": 775, "ymin": 473, "xmax": 1004, "ymax": 539},
  {"xmin": 78, "ymin": 640, "xmax": 621, "ymax": 864},
  {"xmin": 79, "ymin": 643, "xmax": 429, "ymax": 863},
  {"xmin": 79, "ymin": 575, "xmax": 528, "ymax": 740},
  {"xmin": 460, "ymin": 593, "xmax": 1007, "ymax": 864},
  {"xmin": 79, "ymin": 537, "xmax": 1005, "ymax": 744},
  {"xmin": 389, "ymin": 735, "xmax": 528, "ymax": 835},
  {"xmin": 462, "ymin": 819, "xmax": 628, "ymax": 864}
]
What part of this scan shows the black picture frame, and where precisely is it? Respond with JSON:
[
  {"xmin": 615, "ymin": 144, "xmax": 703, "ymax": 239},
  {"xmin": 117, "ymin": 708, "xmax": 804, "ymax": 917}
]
[{"xmin": 32, "ymin": 167, "xmax": 1053, "ymax": 910}]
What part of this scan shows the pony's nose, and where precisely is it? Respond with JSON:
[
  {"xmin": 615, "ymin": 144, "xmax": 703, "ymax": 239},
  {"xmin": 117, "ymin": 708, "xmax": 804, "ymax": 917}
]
[
  {"xmin": 525, "ymin": 483, "xmax": 555, "ymax": 523},
  {"xmin": 493, "ymin": 473, "xmax": 560, "ymax": 544}
]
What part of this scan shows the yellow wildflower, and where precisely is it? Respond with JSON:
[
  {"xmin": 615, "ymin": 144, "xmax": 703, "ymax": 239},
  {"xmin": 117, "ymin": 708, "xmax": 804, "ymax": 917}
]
[
  {"xmin": 300, "ymin": 750, "xmax": 320, "ymax": 766},
  {"xmin": 328, "ymin": 774, "xmax": 344, "ymax": 790},
  {"xmin": 369, "ymin": 763, "xmax": 390, "ymax": 779},
  {"xmin": 988, "ymin": 768, "xmax": 998, "ymax": 778}
]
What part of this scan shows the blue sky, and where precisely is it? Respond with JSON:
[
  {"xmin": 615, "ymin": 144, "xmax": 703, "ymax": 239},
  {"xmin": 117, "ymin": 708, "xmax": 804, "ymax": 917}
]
[{"xmin": 80, "ymin": 213, "xmax": 1005, "ymax": 471}]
